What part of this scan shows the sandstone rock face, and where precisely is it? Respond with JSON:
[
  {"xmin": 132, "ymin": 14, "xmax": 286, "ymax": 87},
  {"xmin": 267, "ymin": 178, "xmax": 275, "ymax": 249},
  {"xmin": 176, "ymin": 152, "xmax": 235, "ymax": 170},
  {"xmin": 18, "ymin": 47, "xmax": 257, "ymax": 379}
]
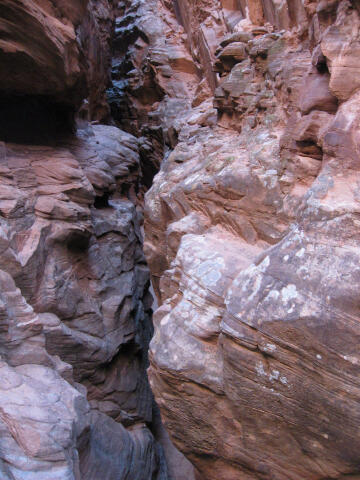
[
  {"xmin": 0, "ymin": 0, "xmax": 114, "ymax": 123},
  {"xmin": 3, "ymin": 0, "xmax": 360, "ymax": 479},
  {"xmin": 0, "ymin": 0, "xmax": 87, "ymax": 101},
  {"xmin": 144, "ymin": 1, "xmax": 360, "ymax": 479},
  {"xmin": 0, "ymin": 123, "xmax": 173, "ymax": 478},
  {"xmin": 0, "ymin": 1, "xmax": 180, "ymax": 479}
]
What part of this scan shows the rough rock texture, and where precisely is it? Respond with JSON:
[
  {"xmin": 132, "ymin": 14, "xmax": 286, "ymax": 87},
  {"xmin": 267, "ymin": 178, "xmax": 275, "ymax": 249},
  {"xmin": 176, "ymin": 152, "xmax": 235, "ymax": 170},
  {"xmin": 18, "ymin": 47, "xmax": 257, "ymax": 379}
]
[
  {"xmin": 0, "ymin": 0, "xmax": 184, "ymax": 479},
  {"xmin": 145, "ymin": 1, "xmax": 360, "ymax": 479},
  {"xmin": 0, "ymin": 0, "xmax": 118, "ymax": 134},
  {"xmin": 0, "ymin": 123, "xmax": 173, "ymax": 479},
  {"xmin": 4, "ymin": 0, "xmax": 360, "ymax": 479},
  {"xmin": 106, "ymin": 0, "xmax": 202, "ymax": 197}
]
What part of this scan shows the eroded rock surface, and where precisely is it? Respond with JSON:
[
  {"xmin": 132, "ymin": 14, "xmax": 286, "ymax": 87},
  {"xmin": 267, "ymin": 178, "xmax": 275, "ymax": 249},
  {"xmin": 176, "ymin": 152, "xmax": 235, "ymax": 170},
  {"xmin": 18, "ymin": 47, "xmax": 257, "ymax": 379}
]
[
  {"xmin": 0, "ymin": 0, "xmax": 177, "ymax": 479},
  {"xmin": 0, "ymin": 122, "xmax": 173, "ymax": 478},
  {"xmin": 144, "ymin": 1, "xmax": 360, "ymax": 479},
  {"xmin": 3, "ymin": 0, "xmax": 360, "ymax": 479}
]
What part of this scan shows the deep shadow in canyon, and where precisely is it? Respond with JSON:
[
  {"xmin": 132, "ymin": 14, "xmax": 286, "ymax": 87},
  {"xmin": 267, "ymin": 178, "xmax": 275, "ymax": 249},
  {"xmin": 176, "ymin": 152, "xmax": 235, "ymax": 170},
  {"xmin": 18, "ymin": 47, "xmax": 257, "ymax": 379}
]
[{"xmin": 1, "ymin": 1, "xmax": 360, "ymax": 480}]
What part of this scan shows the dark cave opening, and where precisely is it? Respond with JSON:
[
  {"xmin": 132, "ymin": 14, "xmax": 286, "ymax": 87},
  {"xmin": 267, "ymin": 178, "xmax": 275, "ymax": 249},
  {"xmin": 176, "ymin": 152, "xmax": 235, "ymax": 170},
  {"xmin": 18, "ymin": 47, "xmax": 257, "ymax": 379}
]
[
  {"xmin": 316, "ymin": 58, "xmax": 330, "ymax": 75},
  {"xmin": 66, "ymin": 230, "xmax": 91, "ymax": 253},
  {"xmin": 0, "ymin": 94, "xmax": 75, "ymax": 144},
  {"xmin": 94, "ymin": 193, "xmax": 111, "ymax": 209}
]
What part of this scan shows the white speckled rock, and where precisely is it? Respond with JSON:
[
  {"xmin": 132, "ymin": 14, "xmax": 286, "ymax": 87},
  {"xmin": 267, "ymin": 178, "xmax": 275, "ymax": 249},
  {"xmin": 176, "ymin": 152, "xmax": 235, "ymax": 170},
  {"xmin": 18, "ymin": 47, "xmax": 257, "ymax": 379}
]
[{"xmin": 145, "ymin": 1, "xmax": 360, "ymax": 479}]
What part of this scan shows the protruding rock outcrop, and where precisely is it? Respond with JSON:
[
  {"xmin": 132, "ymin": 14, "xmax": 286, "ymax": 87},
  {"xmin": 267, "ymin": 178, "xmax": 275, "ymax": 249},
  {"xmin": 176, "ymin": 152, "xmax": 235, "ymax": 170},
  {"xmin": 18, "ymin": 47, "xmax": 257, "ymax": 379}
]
[{"xmin": 0, "ymin": 0, "xmax": 115, "ymax": 120}]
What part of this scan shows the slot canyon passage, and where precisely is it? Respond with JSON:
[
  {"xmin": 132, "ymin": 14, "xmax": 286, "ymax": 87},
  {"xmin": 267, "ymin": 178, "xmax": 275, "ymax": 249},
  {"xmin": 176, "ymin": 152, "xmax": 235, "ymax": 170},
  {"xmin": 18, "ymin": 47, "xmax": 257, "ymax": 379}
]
[{"xmin": 2, "ymin": 0, "xmax": 360, "ymax": 479}]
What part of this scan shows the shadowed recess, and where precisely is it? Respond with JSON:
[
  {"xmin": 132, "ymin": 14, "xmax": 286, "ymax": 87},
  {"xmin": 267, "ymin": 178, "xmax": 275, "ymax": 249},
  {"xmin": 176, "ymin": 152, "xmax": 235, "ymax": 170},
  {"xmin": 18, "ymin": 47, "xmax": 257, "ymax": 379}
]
[{"xmin": 0, "ymin": 94, "xmax": 75, "ymax": 144}]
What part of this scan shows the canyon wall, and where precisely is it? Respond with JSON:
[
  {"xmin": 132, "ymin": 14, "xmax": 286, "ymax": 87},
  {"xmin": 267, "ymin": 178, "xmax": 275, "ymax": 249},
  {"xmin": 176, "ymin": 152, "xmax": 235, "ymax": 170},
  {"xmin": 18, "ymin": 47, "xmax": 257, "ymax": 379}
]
[
  {"xmin": 0, "ymin": 1, "xmax": 191, "ymax": 478},
  {"xmin": 144, "ymin": 0, "xmax": 360, "ymax": 479},
  {"xmin": 2, "ymin": 0, "xmax": 360, "ymax": 479}
]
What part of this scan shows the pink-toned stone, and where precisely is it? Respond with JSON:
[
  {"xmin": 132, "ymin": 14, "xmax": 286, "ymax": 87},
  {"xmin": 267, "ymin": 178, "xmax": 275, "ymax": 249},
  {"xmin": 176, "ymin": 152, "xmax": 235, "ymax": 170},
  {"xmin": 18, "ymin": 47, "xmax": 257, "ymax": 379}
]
[{"xmin": 144, "ymin": 2, "xmax": 360, "ymax": 479}]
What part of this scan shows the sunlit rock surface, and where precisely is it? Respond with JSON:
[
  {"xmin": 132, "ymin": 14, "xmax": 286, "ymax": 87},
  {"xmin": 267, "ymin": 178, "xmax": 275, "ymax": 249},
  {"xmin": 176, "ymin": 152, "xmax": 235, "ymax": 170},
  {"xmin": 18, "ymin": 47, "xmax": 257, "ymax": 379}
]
[{"xmin": 145, "ymin": 1, "xmax": 360, "ymax": 479}]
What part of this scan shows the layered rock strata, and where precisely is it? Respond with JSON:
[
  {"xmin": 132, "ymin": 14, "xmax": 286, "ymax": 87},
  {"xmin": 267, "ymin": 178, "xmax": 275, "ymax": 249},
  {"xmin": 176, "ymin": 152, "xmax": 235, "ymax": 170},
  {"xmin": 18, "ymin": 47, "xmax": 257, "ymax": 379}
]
[
  {"xmin": 0, "ymin": 1, "xmax": 181, "ymax": 478},
  {"xmin": 3, "ymin": 0, "xmax": 360, "ymax": 479},
  {"xmin": 145, "ymin": 1, "xmax": 360, "ymax": 479},
  {"xmin": 0, "ymin": 122, "xmax": 171, "ymax": 479}
]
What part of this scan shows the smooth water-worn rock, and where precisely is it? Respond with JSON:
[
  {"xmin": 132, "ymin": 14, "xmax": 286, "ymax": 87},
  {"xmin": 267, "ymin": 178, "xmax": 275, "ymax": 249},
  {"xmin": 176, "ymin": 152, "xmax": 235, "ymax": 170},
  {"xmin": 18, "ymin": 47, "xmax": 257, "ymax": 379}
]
[
  {"xmin": 0, "ymin": 122, "xmax": 171, "ymax": 479},
  {"xmin": 0, "ymin": 1, "xmax": 172, "ymax": 479}
]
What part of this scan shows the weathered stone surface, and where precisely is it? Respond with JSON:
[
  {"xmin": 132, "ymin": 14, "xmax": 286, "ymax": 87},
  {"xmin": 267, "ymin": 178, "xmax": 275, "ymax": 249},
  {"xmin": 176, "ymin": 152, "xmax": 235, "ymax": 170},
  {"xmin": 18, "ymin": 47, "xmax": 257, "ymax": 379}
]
[
  {"xmin": 4, "ymin": 0, "xmax": 360, "ymax": 479},
  {"xmin": 299, "ymin": 69, "xmax": 338, "ymax": 114},
  {"xmin": 144, "ymin": 1, "xmax": 360, "ymax": 479},
  {"xmin": 0, "ymin": 2, "xmax": 164, "ymax": 476},
  {"xmin": 0, "ymin": 360, "xmax": 89, "ymax": 480},
  {"xmin": 0, "ymin": 0, "xmax": 198, "ymax": 477},
  {"xmin": 0, "ymin": 119, "xmax": 172, "ymax": 478},
  {"xmin": 0, "ymin": 0, "xmax": 87, "ymax": 102},
  {"xmin": 321, "ymin": 1, "xmax": 360, "ymax": 101},
  {"xmin": 80, "ymin": 411, "xmax": 167, "ymax": 480},
  {"xmin": 0, "ymin": 0, "xmax": 114, "ymax": 122}
]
